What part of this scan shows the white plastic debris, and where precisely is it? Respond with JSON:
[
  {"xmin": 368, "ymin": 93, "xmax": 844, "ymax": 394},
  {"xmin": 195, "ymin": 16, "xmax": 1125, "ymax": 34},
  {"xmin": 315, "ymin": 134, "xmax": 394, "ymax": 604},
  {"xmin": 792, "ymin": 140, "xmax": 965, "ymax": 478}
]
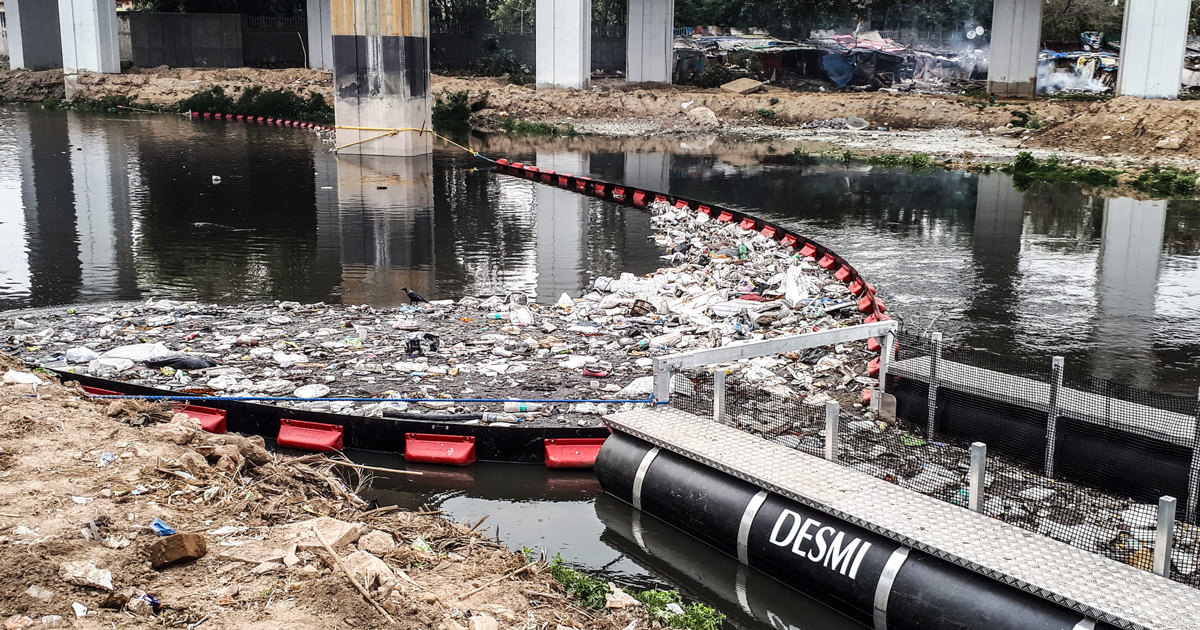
[{"xmin": 2, "ymin": 370, "xmax": 41, "ymax": 385}]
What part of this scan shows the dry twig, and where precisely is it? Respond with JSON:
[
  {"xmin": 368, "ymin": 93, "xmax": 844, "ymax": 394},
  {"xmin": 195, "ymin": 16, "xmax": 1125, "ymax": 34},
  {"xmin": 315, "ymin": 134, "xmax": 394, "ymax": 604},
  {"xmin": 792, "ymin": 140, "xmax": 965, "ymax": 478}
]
[{"xmin": 312, "ymin": 526, "xmax": 395, "ymax": 624}]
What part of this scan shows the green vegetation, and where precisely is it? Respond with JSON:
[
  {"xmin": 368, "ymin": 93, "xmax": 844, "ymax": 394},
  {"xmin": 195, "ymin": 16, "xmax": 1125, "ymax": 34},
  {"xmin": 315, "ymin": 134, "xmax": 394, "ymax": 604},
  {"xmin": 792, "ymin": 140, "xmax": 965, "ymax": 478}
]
[
  {"xmin": 633, "ymin": 589, "xmax": 726, "ymax": 630},
  {"xmin": 769, "ymin": 97, "xmax": 780, "ymax": 106},
  {"xmin": 432, "ymin": 89, "xmax": 488, "ymax": 132},
  {"xmin": 547, "ymin": 553, "xmax": 610, "ymax": 609},
  {"xmin": 473, "ymin": 36, "xmax": 534, "ymax": 85},
  {"xmin": 755, "ymin": 108, "xmax": 777, "ymax": 120},
  {"xmin": 501, "ymin": 117, "xmax": 577, "ymax": 137},
  {"xmin": 40, "ymin": 98, "xmax": 63, "ymax": 111},
  {"xmin": 1003, "ymin": 152, "xmax": 1119, "ymax": 190},
  {"xmin": 694, "ymin": 64, "xmax": 738, "ymax": 89},
  {"xmin": 867, "ymin": 152, "xmax": 934, "ymax": 169},
  {"xmin": 176, "ymin": 85, "xmax": 334, "ymax": 124},
  {"xmin": 542, "ymin": 553, "xmax": 726, "ymax": 630},
  {"xmin": 1009, "ymin": 108, "xmax": 1044, "ymax": 130},
  {"xmin": 1132, "ymin": 165, "xmax": 1199, "ymax": 197}
]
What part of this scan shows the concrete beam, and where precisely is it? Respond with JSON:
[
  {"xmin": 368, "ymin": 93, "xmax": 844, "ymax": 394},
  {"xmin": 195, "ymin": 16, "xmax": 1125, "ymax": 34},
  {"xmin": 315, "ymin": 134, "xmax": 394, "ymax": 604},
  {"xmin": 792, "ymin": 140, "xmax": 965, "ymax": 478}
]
[
  {"xmin": 1117, "ymin": 0, "xmax": 1190, "ymax": 99},
  {"xmin": 626, "ymin": 0, "xmax": 674, "ymax": 84},
  {"xmin": 307, "ymin": 0, "xmax": 334, "ymax": 70},
  {"xmin": 331, "ymin": 0, "xmax": 432, "ymax": 157},
  {"xmin": 536, "ymin": 0, "xmax": 591, "ymax": 90},
  {"xmin": 58, "ymin": 0, "xmax": 121, "ymax": 75},
  {"xmin": 7, "ymin": 0, "xmax": 65, "ymax": 70},
  {"xmin": 987, "ymin": 0, "xmax": 1041, "ymax": 99}
]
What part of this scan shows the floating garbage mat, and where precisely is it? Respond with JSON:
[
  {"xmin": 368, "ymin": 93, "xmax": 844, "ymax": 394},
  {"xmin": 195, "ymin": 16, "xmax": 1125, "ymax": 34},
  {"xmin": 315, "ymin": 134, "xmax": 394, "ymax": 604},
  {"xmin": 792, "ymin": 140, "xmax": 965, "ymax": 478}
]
[{"xmin": 1, "ymin": 200, "xmax": 882, "ymax": 429}]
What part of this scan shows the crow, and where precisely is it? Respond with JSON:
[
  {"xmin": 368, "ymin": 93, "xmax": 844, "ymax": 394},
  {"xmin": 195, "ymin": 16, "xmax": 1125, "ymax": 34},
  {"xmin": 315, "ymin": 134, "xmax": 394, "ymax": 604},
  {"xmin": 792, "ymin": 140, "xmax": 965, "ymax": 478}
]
[{"xmin": 403, "ymin": 287, "xmax": 428, "ymax": 304}]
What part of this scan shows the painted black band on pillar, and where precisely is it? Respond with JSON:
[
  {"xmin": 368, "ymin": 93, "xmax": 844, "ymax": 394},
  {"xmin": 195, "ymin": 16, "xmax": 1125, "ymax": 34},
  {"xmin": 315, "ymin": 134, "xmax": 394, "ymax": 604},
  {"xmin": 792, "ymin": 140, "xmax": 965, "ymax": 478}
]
[
  {"xmin": 596, "ymin": 431, "xmax": 1122, "ymax": 630},
  {"xmin": 332, "ymin": 34, "xmax": 430, "ymax": 99}
]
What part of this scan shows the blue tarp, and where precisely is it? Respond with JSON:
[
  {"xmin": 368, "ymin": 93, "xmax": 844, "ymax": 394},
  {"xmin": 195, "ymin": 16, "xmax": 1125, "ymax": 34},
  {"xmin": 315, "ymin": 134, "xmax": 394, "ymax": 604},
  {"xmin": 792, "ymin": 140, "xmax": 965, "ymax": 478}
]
[{"xmin": 822, "ymin": 53, "xmax": 854, "ymax": 87}]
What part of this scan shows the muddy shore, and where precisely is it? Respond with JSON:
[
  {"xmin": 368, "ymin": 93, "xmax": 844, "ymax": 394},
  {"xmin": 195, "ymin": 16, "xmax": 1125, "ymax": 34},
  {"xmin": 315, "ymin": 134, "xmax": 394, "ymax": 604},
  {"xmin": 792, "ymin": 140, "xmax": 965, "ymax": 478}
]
[
  {"xmin": 3, "ymin": 67, "xmax": 1200, "ymax": 168},
  {"xmin": 0, "ymin": 362, "xmax": 651, "ymax": 629}
]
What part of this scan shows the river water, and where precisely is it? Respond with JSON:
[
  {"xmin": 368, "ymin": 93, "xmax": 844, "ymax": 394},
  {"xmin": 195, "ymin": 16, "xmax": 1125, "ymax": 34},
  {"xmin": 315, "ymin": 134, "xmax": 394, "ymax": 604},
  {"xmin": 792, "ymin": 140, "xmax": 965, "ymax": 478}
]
[{"xmin": 3, "ymin": 105, "xmax": 1199, "ymax": 626}]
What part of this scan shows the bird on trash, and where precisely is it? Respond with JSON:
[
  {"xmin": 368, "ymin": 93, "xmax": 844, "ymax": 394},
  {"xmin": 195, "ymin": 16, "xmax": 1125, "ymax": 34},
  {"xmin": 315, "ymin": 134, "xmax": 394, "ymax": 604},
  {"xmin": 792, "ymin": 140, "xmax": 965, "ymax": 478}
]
[{"xmin": 403, "ymin": 288, "xmax": 428, "ymax": 304}]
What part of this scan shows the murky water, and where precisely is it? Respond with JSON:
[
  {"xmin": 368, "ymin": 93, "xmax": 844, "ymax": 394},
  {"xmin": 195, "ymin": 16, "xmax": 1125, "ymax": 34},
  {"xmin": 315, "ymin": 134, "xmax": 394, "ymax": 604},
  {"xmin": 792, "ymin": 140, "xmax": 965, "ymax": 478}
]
[
  {"xmin": 2, "ymin": 106, "xmax": 1197, "ymax": 393},
  {"xmin": 355, "ymin": 453, "xmax": 866, "ymax": 630}
]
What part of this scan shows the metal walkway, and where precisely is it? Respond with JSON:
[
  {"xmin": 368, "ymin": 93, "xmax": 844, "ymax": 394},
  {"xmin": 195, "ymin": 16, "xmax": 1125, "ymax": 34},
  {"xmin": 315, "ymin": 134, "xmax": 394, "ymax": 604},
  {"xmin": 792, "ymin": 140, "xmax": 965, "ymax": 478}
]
[
  {"xmin": 606, "ymin": 407, "xmax": 1200, "ymax": 630},
  {"xmin": 890, "ymin": 356, "xmax": 1196, "ymax": 446}
]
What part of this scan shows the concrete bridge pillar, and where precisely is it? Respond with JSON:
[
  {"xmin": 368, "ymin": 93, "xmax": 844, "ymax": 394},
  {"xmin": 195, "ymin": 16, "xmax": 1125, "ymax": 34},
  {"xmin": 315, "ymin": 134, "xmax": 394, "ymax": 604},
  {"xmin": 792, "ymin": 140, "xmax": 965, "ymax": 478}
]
[
  {"xmin": 1117, "ymin": 0, "xmax": 1190, "ymax": 99},
  {"xmin": 332, "ymin": 0, "xmax": 432, "ymax": 157},
  {"xmin": 307, "ymin": 0, "xmax": 335, "ymax": 70},
  {"xmin": 987, "ymin": 0, "xmax": 1042, "ymax": 99},
  {"xmin": 58, "ymin": 0, "xmax": 121, "ymax": 74},
  {"xmin": 626, "ymin": 0, "xmax": 674, "ymax": 84},
  {"xmin": 536, "ymin": 0, "xmax": 591, "ymax": 90},
  {"xmin": 6, "ymin": 0, "xmax": 65, "ymax": 70}
]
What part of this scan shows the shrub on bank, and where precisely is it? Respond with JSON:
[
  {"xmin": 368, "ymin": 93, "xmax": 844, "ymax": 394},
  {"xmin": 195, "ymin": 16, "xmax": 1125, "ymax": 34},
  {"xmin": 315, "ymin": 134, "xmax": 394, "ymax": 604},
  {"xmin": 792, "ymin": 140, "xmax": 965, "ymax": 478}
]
[{"xmin": 176, "ymin": 85, "xmax": 334, "ymax": 124}]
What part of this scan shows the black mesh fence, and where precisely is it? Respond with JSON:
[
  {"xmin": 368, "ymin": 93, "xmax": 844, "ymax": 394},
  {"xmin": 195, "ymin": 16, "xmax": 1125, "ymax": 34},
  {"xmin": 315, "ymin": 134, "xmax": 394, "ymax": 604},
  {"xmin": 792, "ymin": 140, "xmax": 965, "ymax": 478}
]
[{"xmin": 668, "ymin": 332, "xmax": 1200, "ymax": 588}]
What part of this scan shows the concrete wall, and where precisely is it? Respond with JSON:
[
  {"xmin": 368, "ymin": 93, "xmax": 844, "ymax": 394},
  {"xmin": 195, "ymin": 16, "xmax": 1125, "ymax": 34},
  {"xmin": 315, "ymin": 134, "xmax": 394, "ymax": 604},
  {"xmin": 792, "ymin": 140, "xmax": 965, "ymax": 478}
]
[
  {"xmin": 430, "ymin": 32, "xmax": 624, "ymax": 71},
  {"xmin": 1117, "ymin": 0, "xmax": 1190, "ymax": 99},
  {"xmin": 129, "ymin": 13, "xmax": 243, "ymax": 68},
  {"xmin": 987, "ymin": 0, "xmax": 1042, "ymax": 98},
  {"xmin": 1, "ymin": 13, "xmax": 9, "ymax": 58}
]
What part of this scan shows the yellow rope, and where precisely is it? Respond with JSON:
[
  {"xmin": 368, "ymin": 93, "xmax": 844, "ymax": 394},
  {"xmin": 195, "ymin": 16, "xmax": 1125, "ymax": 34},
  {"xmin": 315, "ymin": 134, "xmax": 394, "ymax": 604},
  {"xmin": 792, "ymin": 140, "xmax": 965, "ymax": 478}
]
[{"xmin": 333, "ymin": 125, "xmax": 483, "ymax": 159}]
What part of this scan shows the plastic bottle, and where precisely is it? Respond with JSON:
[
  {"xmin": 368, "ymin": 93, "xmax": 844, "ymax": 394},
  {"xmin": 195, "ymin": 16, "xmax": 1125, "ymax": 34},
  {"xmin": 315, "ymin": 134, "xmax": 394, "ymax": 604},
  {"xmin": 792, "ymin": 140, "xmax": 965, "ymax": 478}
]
[{"xmin": 504, "ymin": 402, "xmax": 543, "ymax": 412}]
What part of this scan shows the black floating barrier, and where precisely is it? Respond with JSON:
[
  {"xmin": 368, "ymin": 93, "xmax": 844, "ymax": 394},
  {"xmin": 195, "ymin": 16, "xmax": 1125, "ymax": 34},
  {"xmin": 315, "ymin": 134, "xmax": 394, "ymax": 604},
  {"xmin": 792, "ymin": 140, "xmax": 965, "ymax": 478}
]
[
  {"xmin": 595, "ymin": 431, "xmax": 1119, "ymax": 630},
  {"xmin": 52, "ymin": 371, "xmax": 609, "ymax": 463}
]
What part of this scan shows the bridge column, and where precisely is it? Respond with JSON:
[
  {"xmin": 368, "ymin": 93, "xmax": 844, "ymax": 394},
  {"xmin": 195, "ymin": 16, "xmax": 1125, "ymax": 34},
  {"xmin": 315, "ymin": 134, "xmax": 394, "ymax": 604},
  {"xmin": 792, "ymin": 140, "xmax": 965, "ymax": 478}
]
[
  {"xmin": 987, "ymin": 0, "xmax": 1042, "ymax": 99},
  {"xmin": 58, "ymin": 0, "xmax": 120, "ymax": 74},
  {"xmin": 1117, "ymin": 0, "xmax": 1190, "ymax": 99},
  {"xmin": 306, "ymin": 0, "xmax": 334, "ymax": 70},
  {"xmin": 332, "ymin": 0, "xmax": 432, "ymax": 157},
  {"xmin": 7, "ymin": 0, "xmax": 64, "ymax": 70},
  {"xmin": 626, "ymin": 0, "xmax": 674, "ymax": 84},
  {"xmin": 535, "ymin": 0, "xmax": 591, "ymax": 89}
]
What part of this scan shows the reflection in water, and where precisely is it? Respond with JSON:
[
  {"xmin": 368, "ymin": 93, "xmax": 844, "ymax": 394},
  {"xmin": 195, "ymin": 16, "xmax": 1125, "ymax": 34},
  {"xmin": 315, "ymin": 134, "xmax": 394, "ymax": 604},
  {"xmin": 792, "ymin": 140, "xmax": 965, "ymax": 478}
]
[
  {"xmin": 1, "ymin": 106, "xmax": 1199, "ymax": 393},
  {"xmin": 337, "ymin": 154, "xmax": 436, "ymax": 304},
  {"xmin": 595, "ymin": 494, "xmax": 865, "ymax": 630},
  {"xmin": 1093, "ymin": 199, "xmax": 1167, "ymax": 388},
  {"xmin": 354, "ymin": 451, "xmax": 865, "ymax": 630}
]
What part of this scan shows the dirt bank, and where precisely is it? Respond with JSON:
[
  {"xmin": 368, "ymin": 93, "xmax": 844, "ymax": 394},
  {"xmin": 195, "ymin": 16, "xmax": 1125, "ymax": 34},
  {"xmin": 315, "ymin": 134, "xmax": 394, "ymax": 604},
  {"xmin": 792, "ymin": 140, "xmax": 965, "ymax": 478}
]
[
  {"xmin": 0, "ymin": 362, "xmax": 641, "ymax": 629},
  {"xmin": 4, "ymin": 67, "xmax": 1200, "ymax": 166}
]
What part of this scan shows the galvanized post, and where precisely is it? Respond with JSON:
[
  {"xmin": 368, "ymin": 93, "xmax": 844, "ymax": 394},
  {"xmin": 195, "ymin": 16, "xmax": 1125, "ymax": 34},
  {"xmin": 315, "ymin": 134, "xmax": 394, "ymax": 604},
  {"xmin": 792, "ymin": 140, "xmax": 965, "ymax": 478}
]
[
  {"xmin": 825, "ymin": 401, "xmax": 840, "ymax": 461},
  {"xmin": 1188, "ymin": 387, "xmax": 1200, "ymax": 522},
  {"xmin": 1154, "ymin": 496, "xmax": 1177, "ymax": 578},
  {"xmin": 876, "ymin": 331, "xmax": 896, "ymax": 412},
  {"xmin": 926, "ymin": 332, "xmax": 942, "ymax": 440},
  {"xmin": 652, "ymin": 358, "xmax": 672, "ymax": 405},
  {"xmin": 969, "ymin": 442, "xmax": 987, "ymax": 514},
  {"xmin": 1045, "ymin": 356, "xmax": 1064, "ymax": 477},
  {"xmin": 713, "ymin": 369, "xmax": 727, "ymax": 424}
]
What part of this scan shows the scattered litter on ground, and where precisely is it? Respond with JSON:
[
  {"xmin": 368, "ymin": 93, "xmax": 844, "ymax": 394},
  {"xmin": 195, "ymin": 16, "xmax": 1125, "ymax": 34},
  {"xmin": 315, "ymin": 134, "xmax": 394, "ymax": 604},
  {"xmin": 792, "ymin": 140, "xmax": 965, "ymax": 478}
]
[{"xmin": 0, "ymin": 366, "xmax": 648, "ymax": 628}]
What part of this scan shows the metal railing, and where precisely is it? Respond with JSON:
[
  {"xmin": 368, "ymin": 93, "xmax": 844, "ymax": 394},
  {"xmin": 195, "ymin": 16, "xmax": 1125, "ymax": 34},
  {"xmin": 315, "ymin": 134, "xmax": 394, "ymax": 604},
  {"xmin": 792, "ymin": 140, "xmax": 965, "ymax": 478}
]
[{"xmin": 651, "ymin": 320, "xmax": 899, "ymax": 403}]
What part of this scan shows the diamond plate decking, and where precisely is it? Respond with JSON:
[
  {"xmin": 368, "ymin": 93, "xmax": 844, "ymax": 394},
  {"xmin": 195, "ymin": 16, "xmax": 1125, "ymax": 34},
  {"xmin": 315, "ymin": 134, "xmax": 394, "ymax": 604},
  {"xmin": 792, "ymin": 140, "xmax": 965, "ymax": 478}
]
[
  {"xmin": 606, "ymin": 407, "xmax": 1200, "ymax": 630},
  {"xmin": 890, "ymin": 356, "xmax": 1197, "ymax": 446}
]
